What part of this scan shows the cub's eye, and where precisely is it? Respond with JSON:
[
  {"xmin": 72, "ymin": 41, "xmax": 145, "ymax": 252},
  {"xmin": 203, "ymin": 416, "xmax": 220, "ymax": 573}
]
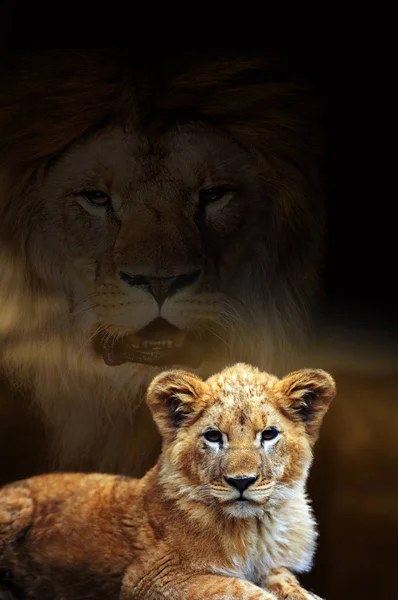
[
  {"xmin": 261, "ymin": 427, "xmax": 279, "ymax": 442},
  {"xmin": 80, "ymin": 190, "xmax": 112, "ymax": 207},
  {"xmin": 199, "ymin": 186, "xmax": 234, "ymax": 205},
  {"xmin": 204, "ymin": 430, "xmax": 222, "ymax": 443}
]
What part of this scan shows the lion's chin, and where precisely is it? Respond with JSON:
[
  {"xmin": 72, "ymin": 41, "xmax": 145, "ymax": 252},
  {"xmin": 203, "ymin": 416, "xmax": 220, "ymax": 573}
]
[
  {"xmin": 92, "ymin": 318, "xmax": 211, "ymax": 368},
  {"xmin": 222, "ymin": 500, "xmax": 264, "ymax": 519}
]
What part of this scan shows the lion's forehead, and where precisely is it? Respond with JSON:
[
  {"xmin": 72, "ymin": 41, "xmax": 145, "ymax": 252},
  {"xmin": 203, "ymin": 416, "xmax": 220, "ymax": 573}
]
[
  {"xmin": 56, "ymin": 123, "xmax": 252, "ymax": 196},
  {"xmin": 203, "ymin": 367, "xmax": 283, "ymax": 433},
  {"xmin": 206, "ymin": 402, "xmax": 280, "ymax": 435},
  {"xmin": 208, "ymin": 365, "xmax": 279, "ymax": 400}
]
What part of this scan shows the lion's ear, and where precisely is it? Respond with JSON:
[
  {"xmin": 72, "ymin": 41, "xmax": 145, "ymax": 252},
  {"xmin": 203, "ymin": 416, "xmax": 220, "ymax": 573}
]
[
  {"xmin": 146, "ymin": 370, "xmax": 208, "ymax": 441},
  {"xmin": 279, "ymin": 369, "xmax": 336, "ymax": 443}
]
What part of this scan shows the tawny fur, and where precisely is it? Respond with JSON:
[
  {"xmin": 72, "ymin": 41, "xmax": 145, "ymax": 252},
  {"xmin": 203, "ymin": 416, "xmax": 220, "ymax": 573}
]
[
  {"xmin": 0, "ymin": 363, "xmax": 335, "ymax": 599},
  {"xmin": 0, "ymin": 51, "xmax": 323, "ymax": 481}
]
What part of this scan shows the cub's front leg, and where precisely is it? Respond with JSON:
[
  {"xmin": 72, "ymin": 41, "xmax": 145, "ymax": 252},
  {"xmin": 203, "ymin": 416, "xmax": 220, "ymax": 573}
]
[
  {"xmin": 262, "ymin": 567, "xmax": 323, "ymax": 600},
  {"xmin": 121, "ymin": 559, "xmax": 278, "ymax": 600}
]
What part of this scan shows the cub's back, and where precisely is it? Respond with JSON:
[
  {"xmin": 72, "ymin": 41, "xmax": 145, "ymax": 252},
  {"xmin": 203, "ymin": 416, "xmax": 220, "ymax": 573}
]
[{"xmin": 0, "ymin": 473, "xmax": 145, "ymax": 600}]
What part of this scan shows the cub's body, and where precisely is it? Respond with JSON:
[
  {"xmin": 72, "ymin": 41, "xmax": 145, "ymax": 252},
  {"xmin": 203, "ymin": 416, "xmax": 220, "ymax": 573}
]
[
  {"xmin": 0, "ymin": 364, "xmax": 335, "ymax": 599},
  {"xmin": 1, "ymin": 472, "xmax": 313, "ymax": 599}
]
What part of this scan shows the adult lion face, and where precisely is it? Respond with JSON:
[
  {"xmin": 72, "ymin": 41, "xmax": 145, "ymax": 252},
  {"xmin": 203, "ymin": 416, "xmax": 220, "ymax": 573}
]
[
  {"xmin": 0, "ymin": 52, "xmax": 323, "ymax": 381},
  {"xmin": 36, "ymin": 120, "xmax": 266, "ymax": 372}
]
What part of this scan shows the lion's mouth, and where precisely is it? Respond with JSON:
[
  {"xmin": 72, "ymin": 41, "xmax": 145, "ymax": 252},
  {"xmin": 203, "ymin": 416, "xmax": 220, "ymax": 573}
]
[{"xmin": 93, "ymin": 317, "xmax": 206, "ymax": 368}]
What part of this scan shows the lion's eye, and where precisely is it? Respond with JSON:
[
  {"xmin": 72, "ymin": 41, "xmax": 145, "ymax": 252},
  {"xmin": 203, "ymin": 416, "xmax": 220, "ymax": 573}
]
[
  {"xmin": 204, "ymin": 430, "xmax": 222, "ymax": 443},
  {"xmin": 261, "ymin": 427, "xmax": 279, "ymax": 442},
  {"xmin": 80, "ymin": 190, "xmax": 112, "ymax": 207},
  {"xmin": 199, "ymin": 186, "xmax": 234, "ymax": 205}
]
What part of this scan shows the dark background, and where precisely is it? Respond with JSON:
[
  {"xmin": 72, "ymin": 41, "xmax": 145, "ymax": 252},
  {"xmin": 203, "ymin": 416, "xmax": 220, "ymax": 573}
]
[
  {"xmin": 2, "ymin": 4, "xmax": 395, "ymax": 332},
  {"xmin": 1, "ymin": 6, "xmax": 396, "ymax": 600}
]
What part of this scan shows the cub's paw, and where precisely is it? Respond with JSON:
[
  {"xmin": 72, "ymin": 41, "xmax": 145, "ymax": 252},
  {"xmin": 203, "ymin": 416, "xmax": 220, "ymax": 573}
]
[
  {"xmin": 287, "ymin": 593, "xmax": 324, "ymax": 600},
  {"xmin": 273, "ymin": 591, "xmax": 323, "ymax": 600}
]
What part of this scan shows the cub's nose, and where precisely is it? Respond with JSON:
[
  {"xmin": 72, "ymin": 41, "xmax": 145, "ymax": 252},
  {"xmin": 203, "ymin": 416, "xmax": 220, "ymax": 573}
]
[{"xmin": 224, "ymin": 476, "xmax": 258, "ymax": 493}]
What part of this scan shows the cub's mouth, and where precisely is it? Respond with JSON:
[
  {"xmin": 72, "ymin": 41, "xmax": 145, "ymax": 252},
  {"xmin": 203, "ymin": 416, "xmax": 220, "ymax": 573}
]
[{"xmin": 93, "ymin": 317, "xmax": 209, "ymax": 368}]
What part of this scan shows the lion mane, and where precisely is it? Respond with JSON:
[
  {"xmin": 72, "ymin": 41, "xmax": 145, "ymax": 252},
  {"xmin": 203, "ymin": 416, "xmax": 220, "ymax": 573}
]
[{"xmin": 0, "ymin": 50, "xmax": 323, "ymax": 483}]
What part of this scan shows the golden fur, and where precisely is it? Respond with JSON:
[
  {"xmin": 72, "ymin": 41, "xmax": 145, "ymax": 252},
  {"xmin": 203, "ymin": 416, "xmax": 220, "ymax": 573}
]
[
  {"xmin": 0, "ymin": 363, "xmax": 335, "ymax": 599},
  {"xmin": 0, "ymin": 51, "xmax": 323, "ymax": 481}
]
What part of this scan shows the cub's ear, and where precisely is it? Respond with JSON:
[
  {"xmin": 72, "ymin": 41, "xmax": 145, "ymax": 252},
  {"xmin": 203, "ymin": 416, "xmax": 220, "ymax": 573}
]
[
  {"xmin": 279, "ymin": 369, "xmax": 336, "ymax": 443},
  {"xmin": 146, "ymin": 370, "xmax": 208, "ymax": 441}
]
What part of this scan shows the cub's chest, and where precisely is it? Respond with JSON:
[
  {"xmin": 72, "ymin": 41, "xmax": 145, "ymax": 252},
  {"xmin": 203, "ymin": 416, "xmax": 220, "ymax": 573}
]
[
  {"xmin": 218, "ymin": 502, "xmax": 316, "ymax": 584},
  {"xmin": 216, "ymin": 520, "xmax": 291, "ymax": 586}
]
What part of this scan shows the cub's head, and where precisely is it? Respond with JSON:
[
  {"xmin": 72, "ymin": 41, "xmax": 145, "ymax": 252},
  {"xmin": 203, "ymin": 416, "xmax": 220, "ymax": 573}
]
[{"xmin": 147, "ymin": 364, "xmax": 335, "ymax": 518}]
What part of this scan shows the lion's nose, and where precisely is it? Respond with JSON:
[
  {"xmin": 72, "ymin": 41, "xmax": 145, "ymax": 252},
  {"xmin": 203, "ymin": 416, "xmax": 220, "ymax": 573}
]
[
  {"xmin": 224, "ymin": 476, "xmax": 258, "ymax": 493},
  {"xmin": 119, "ymin": 270, "xmax": 201, "ymax": 307}
]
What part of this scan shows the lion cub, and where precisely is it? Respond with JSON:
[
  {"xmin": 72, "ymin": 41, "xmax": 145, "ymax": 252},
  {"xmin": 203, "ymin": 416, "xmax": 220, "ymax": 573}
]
[{"xmin": 0, "ymin": 364, "xmax": 335, "ymax": 600}]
